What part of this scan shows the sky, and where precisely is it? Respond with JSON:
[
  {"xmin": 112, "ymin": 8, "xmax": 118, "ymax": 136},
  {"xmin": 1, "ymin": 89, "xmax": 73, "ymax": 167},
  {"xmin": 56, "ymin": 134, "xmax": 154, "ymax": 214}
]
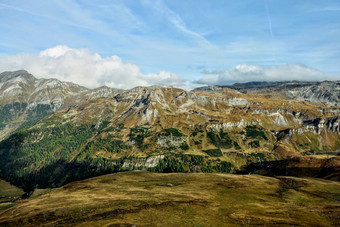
[{"xmin": 0, "ymin": 0, "xmax": 339, "ymax": 89}]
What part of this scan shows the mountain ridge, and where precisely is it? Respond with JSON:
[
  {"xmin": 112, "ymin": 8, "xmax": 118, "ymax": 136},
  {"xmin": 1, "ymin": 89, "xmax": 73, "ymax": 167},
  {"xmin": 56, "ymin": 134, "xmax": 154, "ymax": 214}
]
[
  {"xmin": 195, "ymin": 80, "xmax": 340, "ymax": 106},
  {"xmin": 0, "ymin": 70, "xmax": 339, "ymax": 192}
]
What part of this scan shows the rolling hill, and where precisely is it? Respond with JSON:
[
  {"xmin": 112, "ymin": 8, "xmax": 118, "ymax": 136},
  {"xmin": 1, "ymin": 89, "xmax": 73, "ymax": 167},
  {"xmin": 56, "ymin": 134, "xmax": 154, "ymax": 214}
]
[{"xmin": 0, "ymin": 171, "xmax": 339, "ymax": 226}]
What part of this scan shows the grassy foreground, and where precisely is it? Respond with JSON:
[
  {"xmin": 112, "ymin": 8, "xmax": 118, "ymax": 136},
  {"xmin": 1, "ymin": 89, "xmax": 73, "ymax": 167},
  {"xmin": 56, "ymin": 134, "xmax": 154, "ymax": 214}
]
[
  {"xmin": 0, "ymin": 180, "xmax": 24, "ymax": 214},
  {"xmin": 0, "ymin": 171, "xmax": 339, "ymax": 226}
]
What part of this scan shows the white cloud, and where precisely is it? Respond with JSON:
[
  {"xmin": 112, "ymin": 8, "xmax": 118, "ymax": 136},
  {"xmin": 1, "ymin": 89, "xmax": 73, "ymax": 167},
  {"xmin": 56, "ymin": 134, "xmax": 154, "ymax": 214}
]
[
  {"xmin": 1, "ymin": 46, "xmax": 337, "ymax": 90},
  {"xmin": 196, "ymin": 64, "xmax": 339, "ymax": 85},
  {"xmin": 39, "ymin": 45, "xmax": 72, "ymax": 58},
  {"xmin": 0, "ymin": 45, "xmax": 185, "ymax": 89}
]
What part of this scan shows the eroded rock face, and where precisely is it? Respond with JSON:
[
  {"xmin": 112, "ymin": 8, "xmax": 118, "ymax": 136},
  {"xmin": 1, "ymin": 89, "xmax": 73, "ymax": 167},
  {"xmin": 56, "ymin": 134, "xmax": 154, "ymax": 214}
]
[
  {"xmin": 157, "ymin": 136, "xmax": 186, "ymax": 147},
  {"xmin": 225, "ymin": 97, "xmax": 249, "ymax": 106},
  {"xmin": 303, "ymin": 117, "xmax": 340, "ymax": 133},
  {"xmin": 289, "ymin": 81, "xmax": 340, "ymax": 107},
  {"xmin": 206, "ymin": 119, "xmax": 258, "ymax": 130},
  {"xmin": 275, "ymin": 117, "xmax": 340, "ymax": 137},
  {"xmin": 122, "ymin": 155, "xmax": 165, "ymax": 169}
]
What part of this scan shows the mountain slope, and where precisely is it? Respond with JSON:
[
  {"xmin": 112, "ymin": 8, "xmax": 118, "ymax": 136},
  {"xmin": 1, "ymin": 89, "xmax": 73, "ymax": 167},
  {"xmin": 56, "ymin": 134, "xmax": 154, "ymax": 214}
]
[
  {"xmin": 0, "ymin": 71, "xmax": 339, "ymax": 191},
  {"xmin": 0, "ymin": 70, "xmax": 121, "ymax": 140}
]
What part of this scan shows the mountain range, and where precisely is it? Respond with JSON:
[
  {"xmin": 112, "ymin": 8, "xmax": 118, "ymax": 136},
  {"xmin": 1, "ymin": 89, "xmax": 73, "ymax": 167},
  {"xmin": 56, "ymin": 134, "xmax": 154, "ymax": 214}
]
[{"xmin": 0, "ymin": 70, "xmax": 339, "ymax": 192}]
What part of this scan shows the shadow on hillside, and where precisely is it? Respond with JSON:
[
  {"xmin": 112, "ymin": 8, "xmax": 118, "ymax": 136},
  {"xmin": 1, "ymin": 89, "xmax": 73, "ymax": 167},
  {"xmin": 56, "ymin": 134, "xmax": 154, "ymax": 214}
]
[
  {"xmin": 2, "ymin": 159, "xmax": 124, "ymax": 193},
  {"xmin": 238, "ymin": 156, "xmax": 340, "ymax": 182},
  {"xmin": 2, "ymin": 155, "xmax": 340, "ymax": 194}
]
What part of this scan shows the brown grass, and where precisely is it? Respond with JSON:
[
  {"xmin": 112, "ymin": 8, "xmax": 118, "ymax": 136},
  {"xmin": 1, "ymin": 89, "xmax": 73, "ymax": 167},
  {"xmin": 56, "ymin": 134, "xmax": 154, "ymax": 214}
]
[{"xmin": 0, "ymin": 172, "xmax": 339, "ymax": 226}]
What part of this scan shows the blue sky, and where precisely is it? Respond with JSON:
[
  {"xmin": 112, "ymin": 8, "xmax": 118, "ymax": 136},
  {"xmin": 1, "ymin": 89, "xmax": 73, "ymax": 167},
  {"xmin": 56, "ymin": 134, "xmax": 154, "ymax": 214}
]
[{"xmin": 0, "ymin": 0, "xmax": 339, "ymax": 88}]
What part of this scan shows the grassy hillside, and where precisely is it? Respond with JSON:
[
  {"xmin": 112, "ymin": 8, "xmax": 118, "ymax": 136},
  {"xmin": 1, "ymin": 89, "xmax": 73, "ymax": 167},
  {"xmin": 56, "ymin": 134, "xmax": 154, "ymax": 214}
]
[
  {"xmin": 0, "ymin": 172, "xmax": 339, "ymax": 226},
  {"xmin": 0, "ymin": 179, "xmax": 24, "ymax": 213}
]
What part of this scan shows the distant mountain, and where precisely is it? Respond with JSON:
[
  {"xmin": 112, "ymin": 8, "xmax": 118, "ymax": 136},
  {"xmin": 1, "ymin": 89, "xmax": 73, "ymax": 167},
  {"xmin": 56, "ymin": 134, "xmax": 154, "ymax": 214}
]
[
  {"xmin": 194, "ymin": 81, "xmax": 340, "ymax": 106},
  {"xmin": 0, "ymin": 70, "xmax": 339, "ymax": 191}
]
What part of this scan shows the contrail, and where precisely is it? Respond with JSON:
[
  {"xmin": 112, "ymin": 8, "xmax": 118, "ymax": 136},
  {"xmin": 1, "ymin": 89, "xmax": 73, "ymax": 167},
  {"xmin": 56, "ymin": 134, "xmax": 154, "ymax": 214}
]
[
  {"xmin": 264, "ymin": 0, "xmax": 274, "ymax": 40},
  {"xmin": 264, "ymin": 0, "xmax": 278, "ymax": 65}
]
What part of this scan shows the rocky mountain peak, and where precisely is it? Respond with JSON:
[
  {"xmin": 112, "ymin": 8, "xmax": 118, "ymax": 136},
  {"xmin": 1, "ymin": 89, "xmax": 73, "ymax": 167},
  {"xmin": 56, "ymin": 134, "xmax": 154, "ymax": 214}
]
[{"xmin": 0, "ymin": 70, "xmax": 36, "ymax": 83}]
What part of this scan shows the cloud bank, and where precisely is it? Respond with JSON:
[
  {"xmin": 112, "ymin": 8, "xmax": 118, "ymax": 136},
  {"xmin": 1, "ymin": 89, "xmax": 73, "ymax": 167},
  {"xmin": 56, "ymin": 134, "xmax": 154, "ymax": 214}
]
[
  {"xmin": 0, "ymin": 46, "xmax": 338, "ymax": 89},
  {"xmin": 0, "ymin": 45, "xmax": 185, "ymax": 89},
  {"xmin": 196, "ymin": 64, "xmax": 339, "ymax": 86}
]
